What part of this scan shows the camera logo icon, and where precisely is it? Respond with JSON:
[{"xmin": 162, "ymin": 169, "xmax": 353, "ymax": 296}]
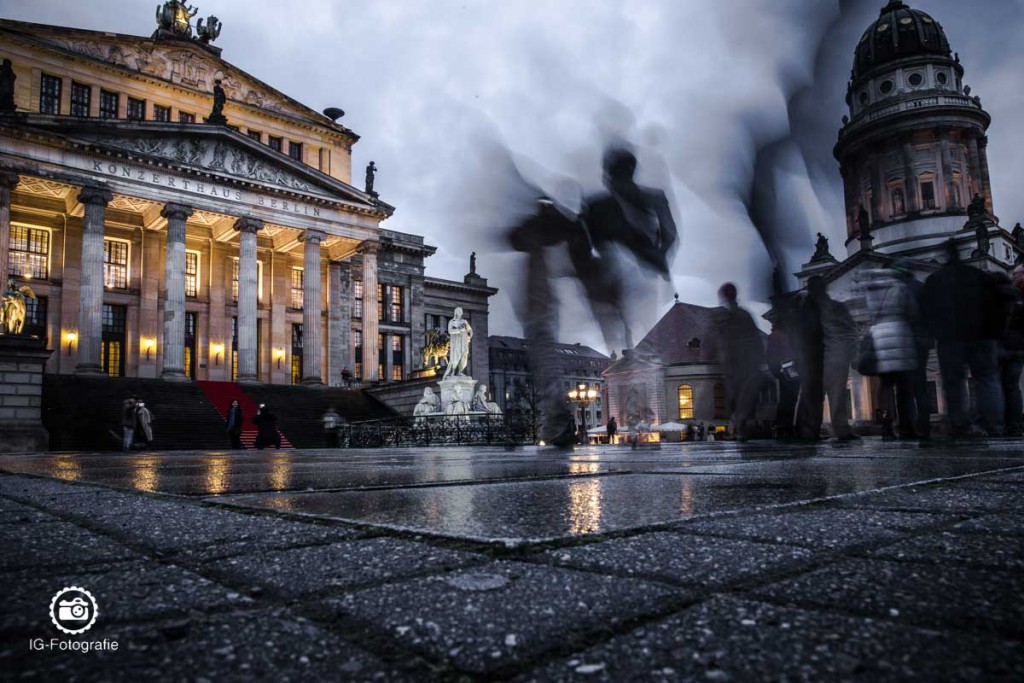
[{"xmin": 49, "ymin": 587, "xmax": 99, "ymax": 635}]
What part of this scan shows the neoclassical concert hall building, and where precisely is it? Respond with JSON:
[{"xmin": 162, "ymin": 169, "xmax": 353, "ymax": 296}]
[{"xmin": 0, "ymin": 6, "xmax": 495, "ymax": 387}]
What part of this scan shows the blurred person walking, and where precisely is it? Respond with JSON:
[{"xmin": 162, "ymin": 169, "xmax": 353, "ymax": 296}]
[
  {"xmin": 225, "ymin": 399, "xmax": 244, "ymax": 450},
  {"xmin": 121, "ymin": 394, "xmax": 138, "ymax": 452},
  {"xmin": 767, "ymin": 293, "xmax": 801, "ymax": 440},
  {"xmin": 797, "ymin": 277, "xmax": 859, "ymax": 441},
  {"xmin": 998, "ymin": 265, "xmax": 1024, "ymax": 437},
  {"xmin": 135, "ymin": 401, "xmax": 154, "ymax": 448},
  {"xmin": 922, "ymin": 241, "xmax": 1006, "ymax": 436},
  {"xmin": 713, "ymin": 282, "xmax": 768, "ymax": 441},
  {"xmin": 860, "ymin": 266, "xmax": 919, "ymax": 439},
  {"xmin": 253, "ymin": 403, "xmax": 281, "ymax": 450},
  {"xmin": 322, "ymin": 406, "xmax": 341, "ymax": 448}
]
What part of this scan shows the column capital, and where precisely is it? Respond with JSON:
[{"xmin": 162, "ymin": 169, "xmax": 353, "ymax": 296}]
[
  {"xmin": 357, "ymin": 240, "xmax": 379, "ymax": 256},
  {"xmin": 0, "ymin": 170, "xmax": 19, "ymax": 191},
  {"xmin": 77, "ymin": 186, "xmax": 113, "ymax": 207},
  {"xmin": 300, "ymin": 228, "xmax": 327, "ymax": 245},
  {"xmin": 160, "ymin": 202, "xmax": 194, "ymax": 221},
  {"xmin": 233, "ymin": 216, "xmax": 264, "ymax": 234}
]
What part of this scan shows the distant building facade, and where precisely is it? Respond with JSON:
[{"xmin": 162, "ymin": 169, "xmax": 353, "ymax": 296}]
[
  {"xmin": 488, "ymin": 336, "xmax": 611, "ymax": 429},
  {"xmin": 0, "ymin": 7, "xmax": 494, "ymax": 387}
]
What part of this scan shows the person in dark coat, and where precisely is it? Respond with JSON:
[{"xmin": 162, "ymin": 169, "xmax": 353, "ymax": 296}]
[
  {"xmin": 767, "ymin": 293, "xmax": 801, "ymax": 440},
  {"xmin": 921, "ymin": 241, "xmax": 1007, "ymax": 436},
  {"xmin": 253, "ymin": 404, "xmax": 281, "ymax": 450},
  {"xmin": 861, "ymin": 267, "xmax": 919, "ymax": 439},
  {"xmin": 713, "ymin": 282, "xmax": 768, "ymax": 441},
  {"xmin": 798, "ymin": 277, "xmax": 859, "ymax": 441},
  {"xmin": 892, "ymin": 259, "xmax": 935, "ymax": 440},
  {"xmin": 225, "ymin": 399, "xmax": 244, "ymax": 450},
  {"xmin": 606, "ymin": 416, "xmax": 617, "ymax": 444},
  {"xmin": 998, "ymin": 266, "xmax": 1024, "ymax": 436}
]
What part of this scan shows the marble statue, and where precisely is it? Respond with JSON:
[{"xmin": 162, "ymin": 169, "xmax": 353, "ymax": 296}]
[
  {"xmin": 413, "ymin": 387, "xmax": 440, "ymax": 417},
  {"xmin": 443, "ymin": 307, "xmax": 473, "ymax": 378},
  {"xmin": 471, "ymin": 385, "xmax": 502, "ymax": 415},
  {"xmin": 196, "ymin": 15, "xmax": 222, "ymax": 43}
]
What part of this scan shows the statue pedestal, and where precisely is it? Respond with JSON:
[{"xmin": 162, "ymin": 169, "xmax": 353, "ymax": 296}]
[
  {"xmin": 439, "ymin": 376, "xmax": 477, "ymax": 413},
  {"xmin": 0, "ymin": 335, "xmax": 52, "ymax": 454}
]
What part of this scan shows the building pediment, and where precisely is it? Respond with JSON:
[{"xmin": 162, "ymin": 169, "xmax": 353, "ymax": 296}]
[
  {"xmin": 17, "ymin": 118, "xmax": 384, "ymax": 212},
  {"xmin": 0, "ymin": 20, "xmax": 355, "ymax": 140}
]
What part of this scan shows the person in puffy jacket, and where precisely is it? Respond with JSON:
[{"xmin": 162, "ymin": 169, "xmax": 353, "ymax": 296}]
[{"xmin": 862, "ymin": 268, "xmax": 919, "ymax": 439}]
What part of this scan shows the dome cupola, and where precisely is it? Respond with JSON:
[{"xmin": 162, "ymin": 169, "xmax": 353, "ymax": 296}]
[{"xmin": 853, "ymin": 1, "xmax": 951, "ymax": 82}]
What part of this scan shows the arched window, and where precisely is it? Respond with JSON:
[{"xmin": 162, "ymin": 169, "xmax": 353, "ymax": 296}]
[
  {"xmin": 713, "ymin": 383, "xmax": 727, "ymax": 420},
  {"xmin": 678, "ymin": 384, "xmax": 694, "ymax": 420}
]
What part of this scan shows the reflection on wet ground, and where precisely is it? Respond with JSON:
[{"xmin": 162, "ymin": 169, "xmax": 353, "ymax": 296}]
[{"xmin": 2, "ymin": 441, "xmax": 1021, "ymax": 543}]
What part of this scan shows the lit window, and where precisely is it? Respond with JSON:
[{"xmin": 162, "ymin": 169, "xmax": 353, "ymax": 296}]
[
  {"xmin": 8, "ymin": 226, "xmax": 50, "ymax": 280},
  {"xmin": 291, "ymin": 323, "xmax": 303, "ymax": 385},
  {"xmin": 99, "ymin": 90, "xmax": 119, "ymax": 118},
  {"xmin": 39, "ymin": 74, "xmax": 62, "ymax": 114},
  {"xmin": 103, "ymin": 239, "xmax": 129, "ymax": 289},
  {"xmin": 178, "ymin": 111, "xmax": 195, "ymax": 124},
  {"xmin": 291, "ymin": 267, "xmax": 304, "ymax": 309},
  {"xmin": 70, "ymin": 82, "xmax": 91, "ymax": 117},
  {"xmin": 353, "ymin": 279, "xmax": 363, "ymax": 319},
  {"xmin": 185, "ymin": 251, "xmax": 200, "ymax": 298},
  {"xmin": 101, "ymin": 304, "xmax": 127, "ymax": 377},
  {"xmin": 127, "ymin": 97, "xmax": 145, "ymax": 121},
  {"xmin": 678, "ymin": 384, "xmax": 694, "ymax": 420},
  {"xmin": 153, "ymin": 104, "xmax": 171, "ymax": 122},
  {"xmin": 231, "ymin": 258, "xmax": 264, "ymax": 302},
  {"xmin": 353, "ymin": 330, "xmax": 363, "ymax": 379},
  {"xmin": 392, "ymin": 335, "xmax": 404, "ymax": 381}
]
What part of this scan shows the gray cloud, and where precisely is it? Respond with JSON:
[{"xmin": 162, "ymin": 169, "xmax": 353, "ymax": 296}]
[{"xmin": 3, "ymin": 0, "xmax": 1021, "ymax": 351}]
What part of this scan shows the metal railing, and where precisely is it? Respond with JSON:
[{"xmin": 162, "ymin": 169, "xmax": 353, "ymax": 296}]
[{"xmin": 339, "ymin": 413, "xmax": 538, "ymax": 449}]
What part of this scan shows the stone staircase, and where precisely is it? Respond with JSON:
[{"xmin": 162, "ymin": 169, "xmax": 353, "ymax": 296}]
[{"xmin": 195, "ymin": 381, "xmax": 294, "ymax": 449}]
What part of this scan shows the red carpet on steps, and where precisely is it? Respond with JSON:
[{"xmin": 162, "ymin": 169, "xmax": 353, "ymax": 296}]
[{"xmin": 196, "ymin": 381, "xmax": 293, "ymax": 449}]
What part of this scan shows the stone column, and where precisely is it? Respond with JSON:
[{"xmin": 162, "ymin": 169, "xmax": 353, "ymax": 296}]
[
  {"xmin": 160, "ymin": 203, "xmax": 193, "ymax": 380},
  {"xmin": 901, "ymin": 138, "xmax": 919, "ymax": 214},
  {"xmin": 0, "ymin": 171, "xmax": 19, "ymax": 288},
  {"xmin": 328, "ymin": 261, "xmax": 351, "ymax": 386},
  {"xmin": 966, "ymin": 134, "xmax": 985, "ymax": 202},
  {"xmin": 869, "ymin": 159, "xmax": 884, "ymax": 226},
  {"xmin": 234, "ymin": 217, "xmax": 264, "ymax": 383},
  {"xmin": 300, "ymin": 229, "xmax": 325, "ymax": 385},
  {"xmin": 978, "ymin": 135, "xmax": 994, "ymax": 214},
  {"xmin": 939, "ymin": 132, "xmax": 956, "ymax": 209},
  {"xmin": 359, "ymin": 241, "xmax": 380, "ymax": 382},
  {"xmin": 75, "ymin": 186, "xmax": 112, "ymax": 374}
]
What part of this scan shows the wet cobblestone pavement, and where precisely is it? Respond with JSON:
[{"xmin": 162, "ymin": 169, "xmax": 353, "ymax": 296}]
[{"xmin": 2, "ymin": 439, "xmax": 1023, "ymax": 680}]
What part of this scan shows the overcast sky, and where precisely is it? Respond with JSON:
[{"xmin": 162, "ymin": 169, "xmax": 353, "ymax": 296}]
[{"xmin": 3, "ymin": 0, "xmax": 1022, "ymax": 352}]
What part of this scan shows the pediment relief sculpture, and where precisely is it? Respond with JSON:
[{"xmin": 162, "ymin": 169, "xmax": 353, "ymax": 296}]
[{"xmin": 84, "ymin": 134, "xmax": 320, "ymax": 194}]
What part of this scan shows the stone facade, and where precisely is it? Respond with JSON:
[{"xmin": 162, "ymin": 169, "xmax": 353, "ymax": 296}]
[
  {"xmin": 0, "ymin": 335, "xmax": 51, "ymax": 452},
  {"xmin": 0, "ymin": 14, "xmax": 495, "ymax": 389}
]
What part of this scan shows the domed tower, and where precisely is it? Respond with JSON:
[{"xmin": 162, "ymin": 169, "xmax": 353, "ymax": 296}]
[{"xmin": 834, "ymin": 0, "xmax": 993, "ymax": 258}]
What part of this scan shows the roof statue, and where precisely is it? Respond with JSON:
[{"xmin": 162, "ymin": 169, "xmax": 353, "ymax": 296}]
[
  {"xmin": 968, "ymin": 192, "xmax": 987, "ymax": 220},
  {"xmin": 207, "ymin": 78, "xmax": 227, "ymax": 125},
  {"xmin": 809, "ymin": 232, "xmax": 833, "ymax": 263},
  {"xmin": 154, "ymin": 1, "xmax": 199, "ymax": 39},
  {"xmin": 196, "ymin": 15, "xmax": 221, "ymax": 44},
  {"xmin": 469, "ymin": 251, "xmax": 477, "ymax": 275},
  {"xmin": 365, "ymin": 161, "xmax": 377, "ymax": 197}
]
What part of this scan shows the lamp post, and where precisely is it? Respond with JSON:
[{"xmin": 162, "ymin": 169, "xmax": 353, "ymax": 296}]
[{"xmin": 567, "ymin": 382, "xmax": 598, "ymax": 444}]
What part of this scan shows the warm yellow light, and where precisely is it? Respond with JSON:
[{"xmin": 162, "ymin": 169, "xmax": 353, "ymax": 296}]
[
  {"xmin": 578, "ymin": 383, "xmax": 587, "ymax": 392},
  {"xmin": 66, "ymin": 332, "xmax": 77, "ymax": 342},
  {"xmin": 212, "ymin": 343, "xmax": 225, "ymax": 354},
  {"xmin": 273, "ymin": 347, "xmax": 286, "ymax": 359},
  {"xmin": 142, "ymin": 338, "xmax": 155, "ymax": 350},
  {"xmin": 568, "ymin": 389, "xmax": 578, "ymax": 400}
]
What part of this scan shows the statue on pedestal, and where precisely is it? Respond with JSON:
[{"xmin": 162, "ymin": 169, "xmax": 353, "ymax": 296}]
[
  {"xmin": 472, "ymin": 385, "xmax": 502, "ymax": 415},
  {"xmin": 207, "ymin": 79, "xmax": 227, "ymax": 125},
  {"xmin": 443, "ymin": 307, "xmax": 473, "ymax": 378},
  {"xmin": 365, "ymin": 161, "xmax": 377, "ymax": 196},
  {"xmin": 413, "ymin": 387, "xmax": 440, "ymax": 421},
  {"xmin": 0, "ymin": 279, "xmax": 36, "ymax": 335}
]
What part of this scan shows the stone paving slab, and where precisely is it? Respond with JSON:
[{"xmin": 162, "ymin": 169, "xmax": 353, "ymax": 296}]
[
  {"xmin": 0, "ymin": 505, "xmax": 59, "ymax": 525},
  {"xmin": 0, "ymin": 560, "xmax": 252, "ymax": 636},
  {"xmin": 205, "ymin": 538, "xmax": 484, "ymax": 600},
  {"xmin": 517, "ymin": 596, "xmax": 1024, "ymax": 682},
  {"xmin": 538, "ymin": 531, "xmax": 817, "ymax": 588},
  {"xmin": 1, "ymin": 608, "xmax": 416, "ymax": 682},
  {"xmin": 0, "ymin": 520, "xmax": 138, "ymax": 573},
  {"xmin": 673, "ymin": 507, "xmax": 959, "ymax": 550},
  {"xmin": 6, "ymin": 488, "xmax": 364, "ymax": 557},
  {"xmin": 864, "ymin": 532, "xmax": 1024, "ymax": 571},
  {"xmin": 218, "ymin": 473, "xmax": 856, "ymax": 544},
  {"xmin": 951, "ymin": 513, "xmax": 1024, "ymax": 537},
  {"xmin": 752, "ymin": 558, "xmax": 1024, "ymax": 639},
  {"xmin": 839, "ymin": 484, "xmax": 1024, "ymax": 514},
  {"xmin": 326, "ymin": 561, "xmax": 683, "ymax": 676}
]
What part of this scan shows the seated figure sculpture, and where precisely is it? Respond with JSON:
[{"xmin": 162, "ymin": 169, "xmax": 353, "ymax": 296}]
[
  {"xmin": 471, "ymin": 385, "xmax": 502, "ymax": 415},
  {"xmin": 413, "ymin": 387, "xmax": 440, "ymax": 422}
]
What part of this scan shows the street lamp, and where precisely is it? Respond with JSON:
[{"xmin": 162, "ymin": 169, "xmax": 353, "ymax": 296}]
[{"xmin": 567, "ymin": 382, "xmax": 599, "ymax": 443}]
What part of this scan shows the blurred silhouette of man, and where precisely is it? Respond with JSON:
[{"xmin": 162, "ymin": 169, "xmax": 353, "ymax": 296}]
[
  {"xmin": 799, "ymin": 276, "xmax": 859, "ymax": 441},
  {"xmin": 713, "ymin": 282, "xmax": 767, "ymax": 441},
  {"xmin": 922, "ymin": 241, "xmax": 1008, "ymax": 436},
  {"xmin": 575, "ymin": 144, "xmax": 678, "ymax": 350}
]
